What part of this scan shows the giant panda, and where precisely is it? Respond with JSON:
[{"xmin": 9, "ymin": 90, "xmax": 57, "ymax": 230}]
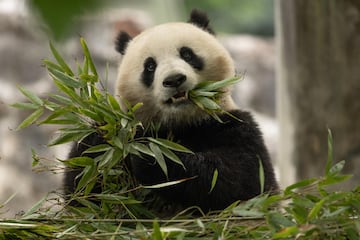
[{"xmin": 65, "ymin": 9, "xmax": 279, "ymax": 213}]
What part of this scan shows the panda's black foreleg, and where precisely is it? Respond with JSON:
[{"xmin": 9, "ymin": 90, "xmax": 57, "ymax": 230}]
[
  {"xmin": 129, "ymin": 150, "xmax": 237, "ymax": 211},
  {"xmin": 130, "ymin": 144, "xmax": 278, "ymax": 212}
]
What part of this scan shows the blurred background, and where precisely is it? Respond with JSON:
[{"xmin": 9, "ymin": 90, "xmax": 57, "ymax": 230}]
[{"xmin": 1, "ymin": 0, "xmax": 359, "ymax": 217}]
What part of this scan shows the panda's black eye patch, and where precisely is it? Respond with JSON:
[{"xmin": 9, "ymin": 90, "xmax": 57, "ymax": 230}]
[
  {"xmin": 180, "ymin": 48, "xmax": 193, "ymax": 62},
  {"xmin": 142, "ymin": 57, "xmax": 157, "ymax": 87},
  {"xmin": 179, "ymin": 47, "xmax": 204, "ymax": 71}
]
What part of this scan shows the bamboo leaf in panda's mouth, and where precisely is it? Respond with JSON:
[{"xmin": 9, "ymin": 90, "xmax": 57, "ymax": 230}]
[{"xmin": 188, "ymin": 76, "xmax": 243, "ymax": 121}]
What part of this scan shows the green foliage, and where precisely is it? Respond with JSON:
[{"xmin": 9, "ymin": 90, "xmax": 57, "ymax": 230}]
[
  {"xmin": 184, "ymin": 0, "xmax": 274, "ymax": 35},
  {"xmin": 189, "ymin": 76, "xmax": 242, "ymax": 122},
  {"xmin": 12, "ymin": 38, "xmax": 195, "ymax": 219},
  {"xmin": 29, "ymin": 0, "xmax": 102, "ymax": 40},
  {"xmin": 3, "ymin": 39, "xmax": 359, "ymax": 239}
]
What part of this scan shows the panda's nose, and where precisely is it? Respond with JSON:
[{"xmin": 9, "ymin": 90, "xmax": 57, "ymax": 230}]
[{"xmin": 163, "ymin": 74, "xmax": 186, "ymax": 88}]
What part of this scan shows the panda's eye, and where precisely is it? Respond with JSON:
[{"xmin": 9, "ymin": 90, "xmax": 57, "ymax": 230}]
[
  {"xmin": 180, "ymin": 47, "xmax": 194, "ymax": 62},
  {"xmin": 144, "ymin": 57, "xmax": 157, "ymax": 72}
]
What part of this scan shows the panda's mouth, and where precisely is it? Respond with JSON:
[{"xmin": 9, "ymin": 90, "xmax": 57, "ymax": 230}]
[{"xmin": 165, "ymin": 91, "xmax": 189, "ymax": 104}]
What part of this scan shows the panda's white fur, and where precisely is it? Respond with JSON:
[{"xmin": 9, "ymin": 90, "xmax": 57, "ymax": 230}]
[{"xmin": 116, "ymin": 22, "xmax": 237, "ymax": 127}]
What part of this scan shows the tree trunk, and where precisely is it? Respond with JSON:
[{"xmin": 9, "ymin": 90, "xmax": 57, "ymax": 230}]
[{"xmin": 276, "ymin": 0, "xmax": 360, "ymax": 189}]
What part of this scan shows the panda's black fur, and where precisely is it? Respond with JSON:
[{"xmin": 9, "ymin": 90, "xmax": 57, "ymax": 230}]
[
  {"xmin": 64, "ymin": 9, "xmax": 279, "ymax": 213},
  {"xmin": 130, "ymin": 110, "xmax": 278, "ymax": 212}
]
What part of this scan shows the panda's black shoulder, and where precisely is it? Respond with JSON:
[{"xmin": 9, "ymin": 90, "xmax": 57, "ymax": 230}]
[
  {"xmin": 168, "ymin": 109, "xmax": 264, "ymax": 148},
  {"xmin": 224, "ymin": 109, "xmax": 263, "ymax": 134},
  {"xmin": 220, "ymin": 109, "xmax": 259, "ymax": 126},
  {"xmin": 197, "ymin": 109, "xmax": 261, "ymax": 134}
]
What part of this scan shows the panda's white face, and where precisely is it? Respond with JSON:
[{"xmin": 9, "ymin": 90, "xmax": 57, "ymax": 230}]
[{"xmin": 116, "ymin": 22, "xmax": 236, "ymax": 126}]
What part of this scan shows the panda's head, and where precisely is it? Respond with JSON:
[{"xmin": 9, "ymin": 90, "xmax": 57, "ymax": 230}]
[{"xmin": 115, "ymin": 9, "xmax": 236, "ymax": 127}]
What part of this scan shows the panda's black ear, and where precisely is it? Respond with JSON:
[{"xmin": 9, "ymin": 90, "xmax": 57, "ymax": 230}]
[
  {"xmin": 115, "ymin": 31, "xmax": 132, "ymax": 55},
  {"xmin": 188, "ymin": 9, "xmax": 215, "ymax": 35}
]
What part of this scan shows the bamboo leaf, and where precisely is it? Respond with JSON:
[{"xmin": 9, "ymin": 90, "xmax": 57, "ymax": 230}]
[
  {"xmin": 43, "ymin": 59, "xmax": 64, "ymax": 73},
  {"xmin": 82, "ymin": 56, "xmax": 89, "ymax": 75},
  {"xmin": 31, "ymin": 148, "xmax": 40, "ymax": 167},
  {"xmin": 80, "ymin": 37, "xmax": 98, "ymax": 77},
  {"xmin": 209, "ymin": 112, "xmax": 223, "ymax": 123},
  {"xmin": 16, "ymin": 108, "xmax": 44, "ymax": 130},
  {"xmin": 131, "ymin": 102, "xmax": 143, "ymax": 112},
  {"xmin": 149, "ymin": 142, "xmax": 167, "ymax": 177},
  {"xmin": 284, "ymin": 178, "xmax": 317, "ymax": 195},
  {"xmin": 325, "ymin": 129, "xmax": 333, "ymax": 176},
  {"xmin": 190, "ymin": 90, "xmax": 217, "ymax": 97},
  {"xmin": 319, "ymin": 174, "xmax": 351, "ymax": 187},
  {"xmin": 65, "ymin": 157, "xmax": 94, "ymax": 167},
  {"xmin": 22, "ymin": 194, "xmax": 48, "ymax": 219},
  {"xmin": 107, "ymin": 93, "xmax": 121, "ymax": 111},
  {"xmin": 98, "ymin": 148, "xmax": 115, "ymax": 169},
  {"xmin": 191, "ymin": 81, "xmax": 213, "ymax": 90},
  {"xmin": 152, "ymin": 220, "xmax": 163, "ymax": 240},
  {"xmin": 17, "ymin": 86, "xmax": 43, "ymax": 106},
  {"xmin": 143, "ymin": 177, "xmax": 196, "ymax": 189},
  {"xmin": 107, "ymin": 148, "xmax": 123, "ymax": 170},
  {"xmin": 49, "ymin": 94, "xmax": 73, "ymax": 105},
  {"xmin": 158, "ymin": 145, "xmax": 185, "ymax": 169},
  {"xmin": 91, "ymin": 103, "xmax": 117, "ymax": 120},
  {"xmin": 267, "ymin": 211, "xmax": 295, "ymax": 230},
  {"xmin": 53, "ymin": 79, "xmax": 84, "ymax": 106},
  {"xmin": 195, "ymin": 76, "xmax": 241, "ymax": 92},
  {"xmin": 131, "ymin": 143, "xmax": 155, "ymax": 157},
  {"xmin": 148, "ymin": 138, "xmax": 193, "ymax": 153},
  {"xmin": 11, "ymin": 102, "xmax": 39, "ymax": 110},
  {"xmin": 188, "ymin": 76, "xmax": 243, "ymax": 123},
  {"xmin": 49, "ymin": 41, "xmax": 74, "ymax": 76},
  {"xmin": 39, "ymin": 108, "xmax": 72, "ymax": 124},
  {"xmin": 48, "ymin": 67, "xmax": 82, "ymax": 88},
  {"xmin": 95, "ymin": 194, "xmax": 141, "ymax": 204},
  {"xmin": 273, "ymin": 226, "xmax": 299, "ymax": 239},
  {"xmin": 84, "ymin": 178, "xmax": 97, "ymax": 196},
  {"xmin": 76, "ymin": 164, "xmax": 97, "ymax": 193},
  {"xmin": 197, "ymin": 96, "xmax": 220, "ymax": 110},
  {"xmin": 209, "ymin": 168, "xmax": 218, "ymax": 193},
  {"xmin": 328, "ymin": 160, "xmax": 345, "ymax": 176},
  {"xmin": 258, "ymin": 157, "xmax": 265, "ymax": 194},
  {"xmin": 83, "ymin": 144, "xmax": 112, "ymax": 154},
  {"xmin": 191, "ymin": 97, "xmax": 206, "ymax": 110},
  {"xmin": 232, "ymin": 208, "xmax": 264, "ymax": 218},
  {"xmin": 43, "ymin": 101, "xmax": 59, "ymax": 111},
  {"xmin": 41, "ymin": 119, "xmax": 77, "ymax": 125},
  {"xmin": 49, "ymin": 129, "xmax": 94, "ymax": 146},
  {"xmin": 79, "ymin": 108, "xmax": 103, "ymax": 122},
  {"xmin": 307, "ymin": 198, "xmax": 326, "ymax": 221},
  {"xmin": 79, "ymin": 74, "xmax": 97, "ymax": 86}
]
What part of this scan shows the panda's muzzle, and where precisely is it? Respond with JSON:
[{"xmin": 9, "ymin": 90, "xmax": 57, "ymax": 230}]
[{"xmin": 163, "ymin": 74, "xmax": 189, "ymax": 104}]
